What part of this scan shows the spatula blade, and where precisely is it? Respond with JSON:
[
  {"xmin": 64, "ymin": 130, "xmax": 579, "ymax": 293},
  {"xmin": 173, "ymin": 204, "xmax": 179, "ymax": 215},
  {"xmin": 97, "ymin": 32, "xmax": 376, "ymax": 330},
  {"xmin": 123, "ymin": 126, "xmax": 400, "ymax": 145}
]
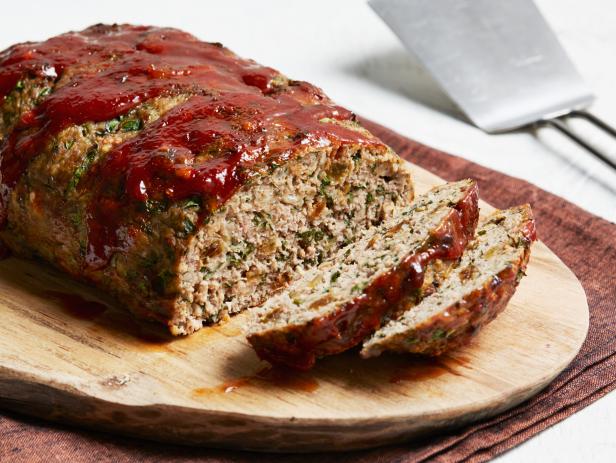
[{"xmin": 369, "ymin": 0, "xmax": 594, "ymax": 132}]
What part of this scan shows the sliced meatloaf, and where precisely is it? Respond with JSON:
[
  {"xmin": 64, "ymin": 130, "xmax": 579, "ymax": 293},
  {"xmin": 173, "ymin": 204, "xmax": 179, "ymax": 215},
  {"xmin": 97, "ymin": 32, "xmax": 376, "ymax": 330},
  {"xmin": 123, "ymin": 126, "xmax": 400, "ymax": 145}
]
[
  {"xmin": 0, "ymin": 24, "xmax": 414, "ymax": 334},
  {"xmin": 361, "ymin": 205, "xmax": 536, "ymax": 358},
  {"xmin": 247, "ymin": 180, "xmax": 479, "ymax": 369}
]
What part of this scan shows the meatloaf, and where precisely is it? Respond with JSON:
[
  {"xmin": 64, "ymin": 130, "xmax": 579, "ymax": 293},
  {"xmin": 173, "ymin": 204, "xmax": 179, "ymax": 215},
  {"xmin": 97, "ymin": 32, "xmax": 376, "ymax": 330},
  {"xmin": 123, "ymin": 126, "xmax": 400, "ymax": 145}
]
[
  {"xmin": 247, "ymin": 180, "xmax": 479, "ymax": 369},
  {"xmin": 0, "ymin": 24, "xmax": 414, "ymax": 334},
  {"xmin": 361, "ymin": 205, "xmax": 536, "ymax": 358}
]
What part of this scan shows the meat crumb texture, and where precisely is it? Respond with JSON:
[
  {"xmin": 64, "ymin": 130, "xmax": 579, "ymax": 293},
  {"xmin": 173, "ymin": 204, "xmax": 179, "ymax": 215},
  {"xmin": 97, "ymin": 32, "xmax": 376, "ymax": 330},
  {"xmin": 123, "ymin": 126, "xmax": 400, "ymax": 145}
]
[
  {"xmin": 247, "ymin": 180, "xmax": 479, "ymax": 369},
  {"xmin": 249, "ymin": 191, "xmax": 536, "ymax": 369},
  {"xmin": 361, "ymin": 204, "xmax": 537, "ymax": 358}
]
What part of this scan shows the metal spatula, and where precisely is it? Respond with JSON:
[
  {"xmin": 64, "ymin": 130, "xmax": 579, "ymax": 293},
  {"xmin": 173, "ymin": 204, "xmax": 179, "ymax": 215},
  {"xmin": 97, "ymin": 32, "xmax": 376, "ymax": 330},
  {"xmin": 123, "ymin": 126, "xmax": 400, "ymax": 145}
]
[{"xmin": 369, "ymin": 0, "xmax": 616, "ymax": 169}]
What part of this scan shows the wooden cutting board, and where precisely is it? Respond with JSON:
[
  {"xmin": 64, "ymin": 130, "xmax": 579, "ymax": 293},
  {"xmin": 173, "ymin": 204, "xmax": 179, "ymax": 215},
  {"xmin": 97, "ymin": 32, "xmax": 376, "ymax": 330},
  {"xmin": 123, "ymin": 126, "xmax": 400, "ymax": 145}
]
[{"xmin": 0, "ymin": 162, "xmax": 589, "ymax": 452}]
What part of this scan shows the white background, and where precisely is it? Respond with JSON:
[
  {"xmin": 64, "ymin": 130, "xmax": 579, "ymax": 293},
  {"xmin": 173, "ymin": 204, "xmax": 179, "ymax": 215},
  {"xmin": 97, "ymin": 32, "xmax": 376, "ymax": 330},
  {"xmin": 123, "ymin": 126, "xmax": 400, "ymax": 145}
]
[{"xmin": 2, "ymin": 0, "xmax": 614, "ymax": 461}]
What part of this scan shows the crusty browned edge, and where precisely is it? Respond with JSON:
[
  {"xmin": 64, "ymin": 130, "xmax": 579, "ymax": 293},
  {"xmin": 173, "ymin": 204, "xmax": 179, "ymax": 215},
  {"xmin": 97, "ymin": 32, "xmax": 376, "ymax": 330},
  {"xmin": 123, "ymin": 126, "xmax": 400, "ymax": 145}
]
[
  {"xmin": 247, "ymin": 181, "xmax": 479, "ymax": 370},
  {"xmin": 370, "ymin": 208, "xmax": 536, "ymax": 357}
]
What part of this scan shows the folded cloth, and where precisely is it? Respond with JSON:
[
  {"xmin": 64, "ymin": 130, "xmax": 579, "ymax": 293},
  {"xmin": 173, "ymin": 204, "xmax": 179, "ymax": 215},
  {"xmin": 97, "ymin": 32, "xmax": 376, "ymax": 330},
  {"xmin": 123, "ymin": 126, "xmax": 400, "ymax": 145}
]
[{"xmin": 1, "ymin": 120, "xmax": 615, "ymax": 463}]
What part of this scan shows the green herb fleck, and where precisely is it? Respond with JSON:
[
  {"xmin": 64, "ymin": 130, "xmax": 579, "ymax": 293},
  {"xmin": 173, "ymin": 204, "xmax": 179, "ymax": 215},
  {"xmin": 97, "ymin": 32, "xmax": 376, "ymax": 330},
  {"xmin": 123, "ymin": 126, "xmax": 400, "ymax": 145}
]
[
  {"xmin": 366, "ymin": 192, "xmax": 374, "ymax": 204},
  {"xmin": 330, "ymin": 271, "xmax": 341, "ymax": 283},
  {"xmin": 106, "ymin": 119, "xmax": 120, "ymax": 132},
  {"xmin": 477, "ymin": 229, "xmax": 487, "ymax": 236},
  {"xmin": 298, "ymin": 228, "xmax": 325, "ymax": 247},
  {"xmin": 227, "ymin": 242, "xmax": 255, "ymax": 267},
  {"xmin": 66, "ymin": 145, "xmax": 98, "ymax": 192},
  {"xmin": 183, "ymin": 197, "xmax": 201, "ymax": 210},
  {"xmin": 95, "ymin": 118, "xmax": 121, "ymax": 136},
  {"xmin": 35, "ymin": 87, "xmax": 51, "ymax": 104},
  {"xmin": 252, "ymin": 211, "xmax": 272, "ymax": 229},
  {"xmin": 120, "ymin": 118, "xmax": 142, "ymax": 132},
  {"xmin": 142, "ymin": 199, "xmax": 168, "ymax": 214},
  {"xmin": 14, "ymin": 80, "xmax": 24, "ymax": 91},
  {"xmin": 351, "ymin": 282, "xmax": 367, "ymax": 294},
  {"xmin": 432, "ymin": 328, "xmax": 447, "ymax": 340},
  {"xmin": 181, "ymin": 218, "xmax": 196, "ymax": 236}
]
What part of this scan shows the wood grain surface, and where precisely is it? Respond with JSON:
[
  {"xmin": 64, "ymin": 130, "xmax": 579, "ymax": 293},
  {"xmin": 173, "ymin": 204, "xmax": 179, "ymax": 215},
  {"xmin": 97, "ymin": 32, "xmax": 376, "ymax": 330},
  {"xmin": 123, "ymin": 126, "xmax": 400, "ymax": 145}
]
[{"xmin": 0, "ymin": 162, "xmax": 589, "ymax": 452}]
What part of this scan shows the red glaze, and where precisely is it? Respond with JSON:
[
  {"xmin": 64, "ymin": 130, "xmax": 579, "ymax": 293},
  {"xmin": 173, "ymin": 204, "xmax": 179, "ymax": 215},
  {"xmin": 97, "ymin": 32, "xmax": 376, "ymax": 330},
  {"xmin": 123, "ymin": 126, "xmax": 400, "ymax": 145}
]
[
  {"xmin": 248, "ymin": 183, "xmax": 480, "ymax": 370},
  {"xmin": 521, "ymin": 216, "xmax": 537, "ymax": 242},
  {"xmin": 0, "ymin": 24, "xmax": 379, "ymax": 267}
]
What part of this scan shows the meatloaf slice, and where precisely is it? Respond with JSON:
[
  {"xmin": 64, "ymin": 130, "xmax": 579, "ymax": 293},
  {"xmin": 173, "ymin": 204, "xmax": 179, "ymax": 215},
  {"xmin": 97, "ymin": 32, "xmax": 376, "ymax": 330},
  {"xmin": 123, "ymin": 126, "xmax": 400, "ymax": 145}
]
[
  {"xmin": 0, "ymin": 25, "xmax": 414, "ymax": 334},
  {"xmin": 361, "ymin": 205, "xmax": 536, "ymax": 358},
  {"xmin": 246, "ymin": 179, "xmax": 479, "ymax": 369}
]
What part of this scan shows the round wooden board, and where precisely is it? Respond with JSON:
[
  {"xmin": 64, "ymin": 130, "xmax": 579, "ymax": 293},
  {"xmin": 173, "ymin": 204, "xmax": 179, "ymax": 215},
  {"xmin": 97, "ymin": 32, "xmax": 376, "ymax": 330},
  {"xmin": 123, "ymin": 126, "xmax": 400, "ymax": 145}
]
[{"xmin": 0, "ymin": 163, "xmax": 589, "ymax": 452}]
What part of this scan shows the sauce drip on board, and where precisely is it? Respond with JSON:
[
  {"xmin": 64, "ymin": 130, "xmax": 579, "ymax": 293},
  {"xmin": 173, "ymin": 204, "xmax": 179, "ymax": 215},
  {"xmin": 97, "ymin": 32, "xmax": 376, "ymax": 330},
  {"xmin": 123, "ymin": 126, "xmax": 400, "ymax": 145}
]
[
  {"xmin": 0, "ymin": 24, "xmax": 380, "ymax": 267},
  {"xmin": 388, "ymin": 357, "xmax": 466, "ymax": 384},
  {"xmin": 192, "ymin": 366, "xmax": 319, "ymax": 396}
]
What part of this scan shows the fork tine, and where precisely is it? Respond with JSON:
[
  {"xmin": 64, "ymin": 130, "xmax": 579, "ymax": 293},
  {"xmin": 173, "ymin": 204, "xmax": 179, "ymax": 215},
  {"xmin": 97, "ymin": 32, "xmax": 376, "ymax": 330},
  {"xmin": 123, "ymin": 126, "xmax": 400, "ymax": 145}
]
[{"xmin": 539, "ymin": 117, "xmax": 616, "ymax": 170}]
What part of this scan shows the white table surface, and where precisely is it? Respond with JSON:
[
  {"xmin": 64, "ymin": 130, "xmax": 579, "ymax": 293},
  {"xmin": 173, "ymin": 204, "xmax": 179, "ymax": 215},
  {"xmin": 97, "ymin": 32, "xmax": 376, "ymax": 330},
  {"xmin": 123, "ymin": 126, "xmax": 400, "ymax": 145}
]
[{"xmin": 2, "ymin": 0, "xmax": 614, "ymax": 461}]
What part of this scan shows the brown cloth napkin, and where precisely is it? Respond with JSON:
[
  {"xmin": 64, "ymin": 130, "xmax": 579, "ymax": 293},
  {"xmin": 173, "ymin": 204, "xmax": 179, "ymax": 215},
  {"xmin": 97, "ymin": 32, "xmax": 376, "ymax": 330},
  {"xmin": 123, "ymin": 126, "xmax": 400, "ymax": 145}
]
[{"xmin": 1, "ymin": 120, "xmax": 615, "ymax": 462}]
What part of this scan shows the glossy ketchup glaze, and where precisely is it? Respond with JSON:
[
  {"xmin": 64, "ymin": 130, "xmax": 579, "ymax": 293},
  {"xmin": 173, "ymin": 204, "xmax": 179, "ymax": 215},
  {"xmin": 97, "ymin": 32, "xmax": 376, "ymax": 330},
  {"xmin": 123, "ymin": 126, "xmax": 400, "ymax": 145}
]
[{"xmin": 0, "ymin": 24, "xmax": 379, "ymax": 267}]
